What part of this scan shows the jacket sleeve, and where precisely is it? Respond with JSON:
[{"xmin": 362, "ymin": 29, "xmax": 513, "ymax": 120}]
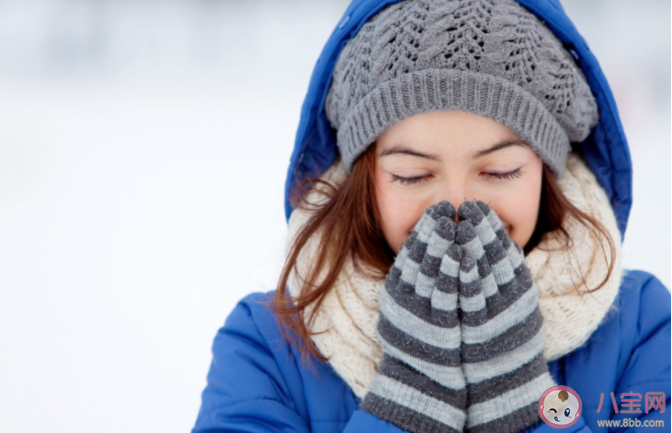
[
  {"xmin": 607, "ymin": 272, "xmax": 671, "ymax": 430},
  {"xmin": 527, "ymin": 272, "xmax": 671, "ymax": 433},
  {"xmin": 344, "ymin": 411, "xmax": 411, "ymax": 432},
  {"xmin": 191, "ymin": 293, "xmax": 312, "ymax": 433},
  {"xmin": 192, "ymin": 293, "xmax": 409, "ymax": 433}
]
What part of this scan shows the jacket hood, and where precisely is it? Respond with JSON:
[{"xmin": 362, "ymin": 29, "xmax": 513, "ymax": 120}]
[{"xmin": 284, "ymin": 0, "xmax": 632, "ymax": 240}]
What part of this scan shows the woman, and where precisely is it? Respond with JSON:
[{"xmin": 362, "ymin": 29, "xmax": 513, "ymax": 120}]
[{"xmin": 192, "ymin": 0, "xmax": 670, "ymax": 432}]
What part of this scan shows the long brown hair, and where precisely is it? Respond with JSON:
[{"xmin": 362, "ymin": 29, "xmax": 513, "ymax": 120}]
[{"xmin": 273, "ymin": 146, "xmax": 615, "ymax": 362}]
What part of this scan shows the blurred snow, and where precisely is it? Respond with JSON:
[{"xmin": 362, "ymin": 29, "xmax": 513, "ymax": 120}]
[
  {"xmin": 560, "ymin": 0, "xmax": 671, "ymax": 297},
  {"xmin": 0, "ymin": 1, "xmax": 668, "ymax": 432}
]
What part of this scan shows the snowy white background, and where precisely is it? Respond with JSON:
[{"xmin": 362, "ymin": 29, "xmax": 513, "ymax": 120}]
[{"xmin": 0, "ymin": 0, "xmax": 669, "ymax": 432}]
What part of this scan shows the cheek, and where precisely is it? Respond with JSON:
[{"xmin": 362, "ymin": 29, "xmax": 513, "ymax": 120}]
[
  {"xmin": 490, "ymin": 169, "xmax": 543, "ymax": 248},
  {"xmin": 375, "ymin": 173, "xmax": 427, "ymax": 254}
]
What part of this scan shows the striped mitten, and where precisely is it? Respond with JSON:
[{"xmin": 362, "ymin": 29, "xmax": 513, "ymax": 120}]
[
  {"xmin": 361, "ymin": 201, "xmax": 468, "ymax": 433},
  {"xmin": 454, "ymin": 200, "xmax": 556, "ymax": 433}
]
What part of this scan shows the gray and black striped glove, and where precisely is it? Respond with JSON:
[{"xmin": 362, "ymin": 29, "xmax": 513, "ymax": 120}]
[
  {"xmin": 455, "ymin": 200, "xmax": 555, "ymax": 433},
  {"xmin": 360, "ymin": 201, "xmax": 467, "ymax": 433}
]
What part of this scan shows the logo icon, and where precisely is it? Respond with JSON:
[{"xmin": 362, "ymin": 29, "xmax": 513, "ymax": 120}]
[{"xmin": 539, "ymin": 386, "xmax": 582, "ymax": 428}]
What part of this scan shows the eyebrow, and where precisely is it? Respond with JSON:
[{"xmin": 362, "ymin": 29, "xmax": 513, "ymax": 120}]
[
  {"xmin": 378, "ymin": 145, "xmax": 439, "ymax": 161},
  {"xmin": 473, "ymin": 139, "xmax": 527, "ymax": 158},
  {"xmin": 378, "ymin": 139, "xmax": 527, "ymax": 160}
]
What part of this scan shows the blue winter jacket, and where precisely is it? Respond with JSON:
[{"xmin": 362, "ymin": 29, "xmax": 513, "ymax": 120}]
[{"xmin": 192, "ymin": 0, "xmax": 671, "ymax": 431}]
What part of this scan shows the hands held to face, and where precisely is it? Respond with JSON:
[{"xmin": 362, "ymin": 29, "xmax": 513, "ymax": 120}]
[{"xmin": 361, "ymin": 200, "xmax": 555, "ymax": 433}]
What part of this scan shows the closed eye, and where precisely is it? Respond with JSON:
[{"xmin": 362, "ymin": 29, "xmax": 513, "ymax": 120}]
[
  {"xmin": 548, "ymin": 408, "xmax": 557, "ymax": 413},
  {"xmin": 389, "ymin": 174, "xmax": 431, "ymax": 186},
  {"xmin": 483, "ymin": 168, "xmax": 523, "ymax": 181}
]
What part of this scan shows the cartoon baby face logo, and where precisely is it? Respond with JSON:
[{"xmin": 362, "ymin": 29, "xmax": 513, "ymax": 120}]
[{"xmin": 539, "ymin": 386, "xmax": 582, "ymax": 428}]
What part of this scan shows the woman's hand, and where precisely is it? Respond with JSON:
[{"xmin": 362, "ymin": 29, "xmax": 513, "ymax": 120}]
[
  {"xmin": 455, "ymin": 200, "xmax": 555, "ymax": 433},
  {"xmin": 360, "ymin": 201, "xmax": 468, "ymax": 433}
]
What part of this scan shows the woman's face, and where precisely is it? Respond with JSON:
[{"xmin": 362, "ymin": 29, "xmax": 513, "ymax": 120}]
[{"xmin": 374, "ymin": 110, "xmax": 544, "ymax": 254}]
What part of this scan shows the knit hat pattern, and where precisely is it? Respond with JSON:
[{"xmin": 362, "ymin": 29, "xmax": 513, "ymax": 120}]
[{"xmin": 325, "ymin": 0, "xmax": 599, "ymax": 176}]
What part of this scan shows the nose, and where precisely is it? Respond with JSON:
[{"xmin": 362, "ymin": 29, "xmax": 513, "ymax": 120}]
[{"xmin": 439, "ymin": 179, "xmax": 474, "ymax": 219}]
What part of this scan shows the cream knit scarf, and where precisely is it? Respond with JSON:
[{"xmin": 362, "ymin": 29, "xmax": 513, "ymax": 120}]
[{"xmin": 286, "ymin": 153, "xmax": 622, "ymax": 398}]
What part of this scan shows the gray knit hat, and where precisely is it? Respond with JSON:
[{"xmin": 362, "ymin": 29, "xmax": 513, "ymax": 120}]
[{"xmin": 325, "ymin": 0, "xmax": 599, "ymax": 176}]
